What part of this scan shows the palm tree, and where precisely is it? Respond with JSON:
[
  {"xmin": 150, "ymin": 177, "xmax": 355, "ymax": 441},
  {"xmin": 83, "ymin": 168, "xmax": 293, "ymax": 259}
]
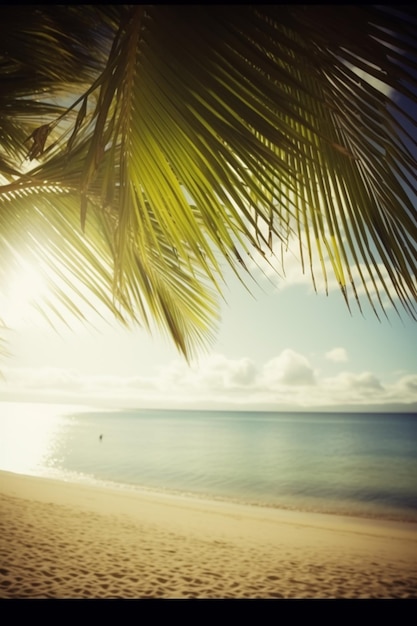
[{"xmin": 1, "ymin": 5, "xmax": 416, "ymax": 359}]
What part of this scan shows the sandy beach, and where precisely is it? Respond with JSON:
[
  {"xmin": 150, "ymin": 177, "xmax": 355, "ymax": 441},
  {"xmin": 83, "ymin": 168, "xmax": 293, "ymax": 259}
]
[{"xmin": 1, "ymin": 470, "xmax": 416, "ymax": 598}]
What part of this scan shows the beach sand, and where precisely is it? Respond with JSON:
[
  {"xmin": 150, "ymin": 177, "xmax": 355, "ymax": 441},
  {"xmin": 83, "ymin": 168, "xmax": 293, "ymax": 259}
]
[{"xmin": 1, "ymin": 470, "xmax": 416, "ymax": 599}]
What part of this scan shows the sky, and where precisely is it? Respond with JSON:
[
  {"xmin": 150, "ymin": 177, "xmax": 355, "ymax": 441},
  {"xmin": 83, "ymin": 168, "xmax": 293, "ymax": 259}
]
[
  {"xmin": 1, "ymin": 245, "xmax": 416, "ymax": 413},
  {"xmin": 1, "ymin": 31, "xmax": 416, "ymax": 414}
]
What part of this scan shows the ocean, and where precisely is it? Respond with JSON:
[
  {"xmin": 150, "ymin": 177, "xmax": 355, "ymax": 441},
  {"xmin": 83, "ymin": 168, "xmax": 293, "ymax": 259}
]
[{"xmin": 1, "ymin": 401, "xmax": 417, "ymax": 523}]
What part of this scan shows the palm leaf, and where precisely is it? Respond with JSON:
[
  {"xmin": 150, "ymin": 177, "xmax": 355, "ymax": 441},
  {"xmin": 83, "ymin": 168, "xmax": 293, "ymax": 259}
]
[{"xmin": 1, "ymin": 6, "xmax": 416, "ymax": 358}]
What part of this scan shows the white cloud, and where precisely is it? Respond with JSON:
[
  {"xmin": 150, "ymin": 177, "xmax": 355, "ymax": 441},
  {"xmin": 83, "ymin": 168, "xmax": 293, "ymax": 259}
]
[
  {"xmin": 156, "ymin": 354, "xmax": 259, "ymax": 395},
  {"xmin": 2, "ymin": 349, "xmax": 415, "ymax": 411},
  {"xmin": 399, "ymin": 375, "xmax": 417, "ymax": 393},
  {"xmin": 324, "ymin": 371, "xmax": 385, "ymax": 403},
  {"xmin": 261, "ymin": 349, "xmax": 316, "ymax": 387},
  {"xmin": 325, "ymin": 348, "xmax": 348, "ymax": 363}
]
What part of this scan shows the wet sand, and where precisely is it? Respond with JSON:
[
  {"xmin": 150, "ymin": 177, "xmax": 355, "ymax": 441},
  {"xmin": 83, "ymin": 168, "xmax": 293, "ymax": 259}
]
[{"xmin": 1, "ymin": 470, "xmax": 416, "ymax": 598}]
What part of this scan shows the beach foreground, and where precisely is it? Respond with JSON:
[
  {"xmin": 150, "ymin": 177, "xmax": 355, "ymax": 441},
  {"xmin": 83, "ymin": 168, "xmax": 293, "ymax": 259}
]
[{"xmin": 1, "ymin": 471, "xmax": 416, "ymax": 598}]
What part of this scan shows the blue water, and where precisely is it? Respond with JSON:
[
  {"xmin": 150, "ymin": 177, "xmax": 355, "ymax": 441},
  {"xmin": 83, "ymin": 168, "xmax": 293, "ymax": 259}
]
[{"xmin": 1, "ymin": 402, "xmax": 417, "ymax": 522}]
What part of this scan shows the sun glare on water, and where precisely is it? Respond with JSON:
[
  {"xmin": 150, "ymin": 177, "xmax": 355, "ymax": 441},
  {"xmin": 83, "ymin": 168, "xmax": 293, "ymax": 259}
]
[{"xmin": 0, "ymin": 403, "xmax": 70, "ymax": 476}]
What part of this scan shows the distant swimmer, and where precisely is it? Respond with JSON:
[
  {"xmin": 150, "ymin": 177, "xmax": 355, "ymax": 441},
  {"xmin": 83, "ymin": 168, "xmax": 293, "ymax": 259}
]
[{"xmin": 99, "ymin": 434, "xmax": 103, "ymax": 441}]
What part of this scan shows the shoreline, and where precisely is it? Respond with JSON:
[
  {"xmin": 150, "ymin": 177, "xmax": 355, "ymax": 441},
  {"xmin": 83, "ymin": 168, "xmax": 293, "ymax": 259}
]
[
  {"xmin": 6, "ymin": 464, "xmax": 417, "ymax": 526},
  {"xmin": 1, "ymin": 470, "xmax": 417, "ymax": 598},
  {"xmin": 3, "ymin": 468, "xmax": 417, "ymax": 533}
]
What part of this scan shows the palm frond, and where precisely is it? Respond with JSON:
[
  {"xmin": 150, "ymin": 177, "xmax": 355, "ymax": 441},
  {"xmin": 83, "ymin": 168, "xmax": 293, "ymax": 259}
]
[
  {"xmin": 0, "ymin": 173, "xmax": 220, "ymax": 359},
  {"xmin": 1, "ymin": 5, "xmax": 416, "ymax": 358}
]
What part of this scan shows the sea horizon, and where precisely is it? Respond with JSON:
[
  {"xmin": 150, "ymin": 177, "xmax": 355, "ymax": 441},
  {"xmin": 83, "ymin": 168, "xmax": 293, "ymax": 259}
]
[{"xmin": 1, "ymin": 396, "xmax": 417, "ymax": 413}]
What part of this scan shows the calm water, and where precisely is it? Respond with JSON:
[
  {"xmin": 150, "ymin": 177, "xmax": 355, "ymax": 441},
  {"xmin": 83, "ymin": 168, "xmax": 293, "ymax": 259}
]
[{"xmin": 1, "ymin": 402, "xmax": 417, "ymax": 522}]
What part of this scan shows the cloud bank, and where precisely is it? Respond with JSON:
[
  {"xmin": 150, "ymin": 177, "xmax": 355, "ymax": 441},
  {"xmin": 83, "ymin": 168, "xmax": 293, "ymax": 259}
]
[{"xmin": 1, "ymin": 348, "xmax": 416, "ymax": 412}]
